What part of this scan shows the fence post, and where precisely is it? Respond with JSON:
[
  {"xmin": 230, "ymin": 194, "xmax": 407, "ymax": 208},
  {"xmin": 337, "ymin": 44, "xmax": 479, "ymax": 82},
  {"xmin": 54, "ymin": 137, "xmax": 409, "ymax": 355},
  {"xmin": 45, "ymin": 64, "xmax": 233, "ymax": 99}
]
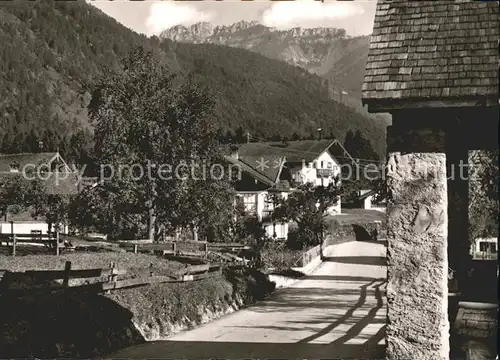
[
  {"xmin": 12, "ymin": 233, "xmax": 16, "ymax": 257},
  {"xmin": 105, "ymin": 262, "xmax": 117, "ymax": 294},
  {"xmin": 9, "ymin": 220, "xmax": 14, "ymax": 247},
  {"xmin": 133, "ymin": 244, "xmax": 138, "ymax": 254},
  {"xmin": 172, "ymin": 242, "xmax": 177, "ymax": 255},
  {"xmin": 63, "ymin": 261, "xmax": 71, "ymax": 288},
  {"xmin": 55, "ymin": 230, "xmax": 60, "ymax": 256},
  {"xmin": 204, "ymin": 242, "xmax": 208, "ymax": 260}
]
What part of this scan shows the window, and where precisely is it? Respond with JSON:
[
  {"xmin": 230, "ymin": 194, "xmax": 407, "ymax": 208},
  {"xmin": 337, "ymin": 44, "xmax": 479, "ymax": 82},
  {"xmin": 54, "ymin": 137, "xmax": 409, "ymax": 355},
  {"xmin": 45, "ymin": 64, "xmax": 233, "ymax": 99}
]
[
  {"xmin": 479, "ymin": 242, "xmax": 489, "ymax": 252},
  {"xmin": 263, "ymin": 197, "xmax": 274, "ymax": 216},
  {"xmin": 320, "ymin": 161, "xmax": 324, "ymax": 168},
  {"xmin": 327, "ymin": 162, "xmax": 333, "ymax": 169},
  {"xmin": 9, "ymin": 162, "xmax": 20, "ymax": 172},
  {"xmin": 242, "ymin": 194, "xmax": 257, "ymax": 214},
  {"xmin": 490, "ymin": 243, "xmax": 497, "ymax": 253},
  {"xmin": 313, "ymin": 161, "xmax": 317, "ymax": 168}
]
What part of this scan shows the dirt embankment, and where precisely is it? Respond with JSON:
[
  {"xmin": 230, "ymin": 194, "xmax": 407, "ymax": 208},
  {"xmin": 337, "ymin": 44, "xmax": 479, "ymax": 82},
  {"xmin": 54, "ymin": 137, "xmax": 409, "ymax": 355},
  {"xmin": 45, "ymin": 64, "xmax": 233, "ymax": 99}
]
[{"xmin": 0, "ymin": 267, "xmax": 275, "ymax": 359}]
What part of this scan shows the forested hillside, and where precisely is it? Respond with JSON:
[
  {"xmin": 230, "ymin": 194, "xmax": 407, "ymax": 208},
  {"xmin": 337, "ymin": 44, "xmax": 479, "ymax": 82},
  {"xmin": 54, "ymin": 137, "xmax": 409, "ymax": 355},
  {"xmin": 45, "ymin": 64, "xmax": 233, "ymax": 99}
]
[{"xmin": 0, "ymin": 0, "xmax": 385, "ymax": 161}]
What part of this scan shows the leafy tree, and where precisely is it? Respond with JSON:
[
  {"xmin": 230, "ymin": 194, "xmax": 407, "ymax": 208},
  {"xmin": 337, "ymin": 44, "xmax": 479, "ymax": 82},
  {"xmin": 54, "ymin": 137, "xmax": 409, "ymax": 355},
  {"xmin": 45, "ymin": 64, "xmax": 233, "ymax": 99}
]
[
  {"xmin": 343, "ymin": 130, "xmax": 379, "ymax": 161},
  {"xmin": 233, "ymin": 198, "xmax": 270, "ymax": 266},
  {"xmin": 469, "ymin": 150, "xmax": 498, "ymax": 241},
  {"xmin": 30, "ymin": 192, "xmax": 73, "ymax": 234},
  {"xmin": 234, "ymin": 127, "xmax": 246, "ymax": 144},
  {"xmin": 174, "ymin": 172, "xmax": 237, "ymax": 242},
  {"xmin": 273, "ymin": 182, "xmax": 341, "ymax": 250},
  {"xmin": 291, "ymin": 132, "xmax": 301, "ymax": 141},
  {"xmin": 0, "ymin": 175, "xmax": 32, "ymax": 221},
  {"xmin": 0, "ymin": 1, "xmax": 385, "ymax": 157},
  {"xmin": 88, "ymin": 47, "xmax": 234, "ymax": 241}
]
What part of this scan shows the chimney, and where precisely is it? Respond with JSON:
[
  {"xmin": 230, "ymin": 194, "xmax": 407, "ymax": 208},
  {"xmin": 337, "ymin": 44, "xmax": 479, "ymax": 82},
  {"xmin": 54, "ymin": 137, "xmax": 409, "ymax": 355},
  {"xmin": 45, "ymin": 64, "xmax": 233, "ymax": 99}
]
[{"xmin": 230, "ymin": 145, "xmax": 239, "ymax": 160}]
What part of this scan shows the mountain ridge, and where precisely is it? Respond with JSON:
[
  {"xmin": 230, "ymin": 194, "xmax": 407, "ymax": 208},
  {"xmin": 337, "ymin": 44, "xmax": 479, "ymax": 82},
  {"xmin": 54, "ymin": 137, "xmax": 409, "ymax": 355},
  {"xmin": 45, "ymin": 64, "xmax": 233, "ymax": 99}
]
[
  {"xmin": 160, "ymin": 21, "xmax": 390, "ymax": 128},
  {"xmin": 0, "ymin": 1, "xmax": 385, "ymax": 160},
  {"xmin": 161, "ymin": 21, "xmax": 353, "ymax": 75}
]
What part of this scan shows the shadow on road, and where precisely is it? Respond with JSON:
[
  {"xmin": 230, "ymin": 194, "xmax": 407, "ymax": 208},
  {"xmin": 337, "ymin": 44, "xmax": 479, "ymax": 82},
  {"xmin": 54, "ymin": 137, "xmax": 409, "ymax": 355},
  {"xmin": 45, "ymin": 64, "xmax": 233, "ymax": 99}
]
[
  {"xmin": 323, "ymin": 256, "xmax": 387, "ymax": 266},
  {"xmin": 108, "ymin": 339, "xmax": 386, "ymax": 359},
  {"xmin": 109, "ymin": 274, "xmax": 387, "ymax": 359}
]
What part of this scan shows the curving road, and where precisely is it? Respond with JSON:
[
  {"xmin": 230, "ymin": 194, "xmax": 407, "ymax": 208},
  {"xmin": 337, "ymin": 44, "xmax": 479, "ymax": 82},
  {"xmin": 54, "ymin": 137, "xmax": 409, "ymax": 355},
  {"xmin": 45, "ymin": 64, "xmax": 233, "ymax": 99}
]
[{"xmin": 109, "ymin": 240, "xmax": 387, "ymax": 359}]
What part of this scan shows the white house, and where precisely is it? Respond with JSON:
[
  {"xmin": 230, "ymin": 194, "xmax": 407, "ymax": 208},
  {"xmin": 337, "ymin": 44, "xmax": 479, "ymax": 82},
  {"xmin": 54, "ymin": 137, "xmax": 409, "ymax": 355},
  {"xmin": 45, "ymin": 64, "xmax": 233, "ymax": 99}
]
[
  {"xmin": 224, "ymin": 147, "xmax": 290, "ymax": 240},
  {"xmin": 0, "ymin": 219, "xmax": 69, "ymax": 235},
  {"xmin": 276, "ymin": 140, "xmax": 342, "ymax": 215},
  {"xmin": 0, "ymin": 151, "xmax": 81, "ymax": 235},
  {"xmin": 224, "ymin": 140, "xmax": 344, "ymax": 239},
  {"xmin": 470, "ymin": 237, "xmax": 497, "ymax": 260},
  {"xmin": 0, "ymin": 151, "xmax": 72, "ymax": 174}
]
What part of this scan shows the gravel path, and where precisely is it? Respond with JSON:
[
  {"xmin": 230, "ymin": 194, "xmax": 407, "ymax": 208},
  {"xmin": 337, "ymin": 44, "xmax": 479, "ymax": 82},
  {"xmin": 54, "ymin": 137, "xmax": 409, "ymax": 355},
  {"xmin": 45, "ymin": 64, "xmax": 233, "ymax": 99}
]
[{"xmin": 109, "ymin": 240, "xmax": 387, "ymax": 360}]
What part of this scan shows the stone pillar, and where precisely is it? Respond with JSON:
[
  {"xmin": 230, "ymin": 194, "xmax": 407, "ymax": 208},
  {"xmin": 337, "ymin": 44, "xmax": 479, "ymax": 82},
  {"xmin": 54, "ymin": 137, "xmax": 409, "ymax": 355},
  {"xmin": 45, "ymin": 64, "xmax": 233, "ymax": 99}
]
[{"xmin": 386, "ymin": 123, "xmax": 449, "ymax": 360}]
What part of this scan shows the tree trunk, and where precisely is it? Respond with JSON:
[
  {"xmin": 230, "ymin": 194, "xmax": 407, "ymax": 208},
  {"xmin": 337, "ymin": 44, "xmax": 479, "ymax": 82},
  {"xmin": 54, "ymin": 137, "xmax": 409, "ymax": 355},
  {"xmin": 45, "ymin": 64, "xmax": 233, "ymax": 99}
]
[
  {"xmin": 192, "ymin": 224, "xmax": 199, "ymax": 242},
  {"xmin": 147, "ymin": 181, "xmax": 158, "ymax": 242},
  {"xmin": 148, "ymin": 206, "xmax": 156, "ymax": 241},
  {"xmin": 47, "ymin": 222, "xmax": 53, "ymax": 248}
]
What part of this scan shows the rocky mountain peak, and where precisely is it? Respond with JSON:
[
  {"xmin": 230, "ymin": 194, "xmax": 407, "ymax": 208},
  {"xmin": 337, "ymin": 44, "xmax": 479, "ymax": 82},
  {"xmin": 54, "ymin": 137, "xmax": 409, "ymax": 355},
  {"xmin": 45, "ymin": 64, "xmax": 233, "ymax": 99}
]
[{"xmin": 160, "ymin": 21, "xmax": 371, "ymax": 104}]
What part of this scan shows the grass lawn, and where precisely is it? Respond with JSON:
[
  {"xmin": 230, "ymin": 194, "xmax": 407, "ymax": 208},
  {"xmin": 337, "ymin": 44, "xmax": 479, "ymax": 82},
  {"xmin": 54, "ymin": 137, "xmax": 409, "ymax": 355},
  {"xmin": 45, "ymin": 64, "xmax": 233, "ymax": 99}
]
[
  {"xmin": 328, "ymin": 208, "xmax": 386, "ymax": 225},
  {"xmin": 0, "ymin": 252, "xmax": 185, "ymax": 281}
]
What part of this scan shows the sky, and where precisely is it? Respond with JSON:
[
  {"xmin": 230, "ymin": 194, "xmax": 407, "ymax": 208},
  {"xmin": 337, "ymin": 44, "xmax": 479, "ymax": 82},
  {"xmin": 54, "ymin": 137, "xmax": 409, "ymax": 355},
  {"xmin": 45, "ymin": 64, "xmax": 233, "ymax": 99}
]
[{"xmin": 87, "ymin": 1, "xmax": 377, "ymax": 37}]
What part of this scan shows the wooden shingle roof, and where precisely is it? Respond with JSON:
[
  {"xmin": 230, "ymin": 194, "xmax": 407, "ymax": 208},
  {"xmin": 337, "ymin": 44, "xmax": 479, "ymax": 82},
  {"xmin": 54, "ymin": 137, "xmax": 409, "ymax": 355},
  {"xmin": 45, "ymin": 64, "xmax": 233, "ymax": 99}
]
[
  {"xmin": 362, "ymin": 0, "xmax": 499, "ymax": 110},
  {"xmin": 0, "ymin": 153, "xmax": 59, "ymax": 173}
]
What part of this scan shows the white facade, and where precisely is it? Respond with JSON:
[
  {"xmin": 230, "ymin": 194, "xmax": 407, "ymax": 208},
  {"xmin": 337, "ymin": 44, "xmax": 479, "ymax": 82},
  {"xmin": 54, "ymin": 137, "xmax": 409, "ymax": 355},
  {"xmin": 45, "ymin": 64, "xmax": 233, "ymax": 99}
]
[
  {"xmin": 288, "ymin": 150, "xmax": 341, "ymax": 215},
  {"xmin": 264, "ymin": 222, "xmax": 288, "ymax": 240},
  {"xmin": 238, "ymin": 191, "xmax": 289, "ymax": 221},
  {"xmin": 237, "ymin": 191, "xmax": 289, "ymax": 239},
  {"xmin": 289, "ymin": 150, "xmax": 341, "ymax": 187},
  {"xmin": 360, "ymin": 189, "xmax": 373, "ymax": 210},
  {"xmin": 471, "ymin": 237, "xmax": 497, "ymax": 260},
  {"xmin": 0, "ymin": 221, "xmax": 69, "ymax": 235}
]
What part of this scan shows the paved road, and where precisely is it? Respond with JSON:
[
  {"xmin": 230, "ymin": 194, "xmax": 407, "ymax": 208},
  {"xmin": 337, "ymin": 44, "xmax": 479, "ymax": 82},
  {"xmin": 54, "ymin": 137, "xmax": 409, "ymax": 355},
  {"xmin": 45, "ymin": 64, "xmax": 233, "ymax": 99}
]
[{"xmin": 109, "ymin": 240, "xmax": 387, "ymax": 359}]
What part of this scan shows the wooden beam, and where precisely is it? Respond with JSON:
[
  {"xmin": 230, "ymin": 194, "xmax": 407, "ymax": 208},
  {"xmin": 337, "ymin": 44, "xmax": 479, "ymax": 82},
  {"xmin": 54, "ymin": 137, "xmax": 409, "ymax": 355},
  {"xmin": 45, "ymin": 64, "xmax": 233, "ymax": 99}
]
[
  {"xmin": 101, "ymin": 275, "xmax": 177, "ymax": 291},
  {"xmin": 364, "ymin": 96, "xmax": 498, "ymax": 113},
  {"xmin": 182, "ymin": 270, "xmax": 222, "ymax": 282},
  {"xmin": 177, "ymin": 264, "xmax": 210, "ymax": 276},
  {"xmin": 20, "ymin": 267, "xmax": 126, "ymax": 281}
]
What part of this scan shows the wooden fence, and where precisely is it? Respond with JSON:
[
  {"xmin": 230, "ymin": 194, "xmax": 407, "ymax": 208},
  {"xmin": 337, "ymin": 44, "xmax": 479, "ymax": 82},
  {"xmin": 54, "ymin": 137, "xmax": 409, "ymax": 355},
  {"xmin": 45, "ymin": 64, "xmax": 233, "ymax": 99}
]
[
  {"xmin": 0, "ymin": 232, "xmax": 251, "ymax": 258},
  {"xmin": 0, "ymin": 232, "xmax": 65, "ymax": 256},
  {"xmin": 1, "ymin": 260, "xmax": 242, "ymax": 292}
]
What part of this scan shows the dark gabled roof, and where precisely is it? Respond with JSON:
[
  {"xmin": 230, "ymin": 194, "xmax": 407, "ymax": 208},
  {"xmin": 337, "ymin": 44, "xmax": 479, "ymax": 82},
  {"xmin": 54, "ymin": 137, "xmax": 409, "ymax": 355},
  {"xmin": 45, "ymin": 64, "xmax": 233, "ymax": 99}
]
[
  {"xmin": 362, "ymin": 0, "xmax": 499, "ymax": 104},
  {"xmin": 239, "ymin": 155, "xmax": 284, "ymax": 183},
  {"xmin": 222, "ymin": 140, "xmax": 343, "ymax": 189},
  {"xmin": 0, "ymin": 171, "xmax": 80, "ymax": 196},
  {"xmin": 358, "ymin": 189, "xmax": 377, "ymax": 201},
  {"xmin": 223, "ymin": 155, "xmax": 276, "ymax": 187},
  {"xmin": 237, "ymin": 140, "xmax": 338, "ymax": 163},
  {"xmin": 43, "ymin": 172, "xmax": 81, "ymax": 195},
  {"xmin": 0, "ymin": 152, "xmax": 59, "ymax": 172}
]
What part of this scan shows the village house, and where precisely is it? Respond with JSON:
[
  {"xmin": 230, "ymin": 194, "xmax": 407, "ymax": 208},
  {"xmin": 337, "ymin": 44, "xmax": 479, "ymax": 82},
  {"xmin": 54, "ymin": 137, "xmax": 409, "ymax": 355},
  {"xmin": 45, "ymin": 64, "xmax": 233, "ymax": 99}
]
[
  {"xmin": 470, "ymin": 237, "xmax": 497, "ymax": 260},
  {"xmin": 225, "ymin": 140, "xmax": 343, "ymax": 239},
  {"xmin": 0, "ymin": 151, "xmax": 71, "ymax": 174},
  {"xmin": 0, "ymin": 151, "xmax": 81, "ymax": 234}
]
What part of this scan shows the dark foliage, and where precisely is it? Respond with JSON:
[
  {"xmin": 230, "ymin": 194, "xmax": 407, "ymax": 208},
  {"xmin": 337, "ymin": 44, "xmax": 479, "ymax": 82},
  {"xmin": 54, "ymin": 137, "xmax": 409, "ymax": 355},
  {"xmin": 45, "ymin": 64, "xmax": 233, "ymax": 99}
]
[{"xmin": 0, "ymin": 0, "xmax": 385, "ymax": 161}]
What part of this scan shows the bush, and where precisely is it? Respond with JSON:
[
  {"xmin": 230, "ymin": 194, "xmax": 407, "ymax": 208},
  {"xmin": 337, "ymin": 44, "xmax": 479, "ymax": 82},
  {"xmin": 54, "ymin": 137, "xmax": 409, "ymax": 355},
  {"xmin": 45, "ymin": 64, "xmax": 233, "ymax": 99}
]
[
  {"xmin": 260, "ymin": 240, "xmax": 307, "ymax": 270},
  {"xmin": 288, "ymin": 227, "xmax": 318, "ymax": 250}
]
